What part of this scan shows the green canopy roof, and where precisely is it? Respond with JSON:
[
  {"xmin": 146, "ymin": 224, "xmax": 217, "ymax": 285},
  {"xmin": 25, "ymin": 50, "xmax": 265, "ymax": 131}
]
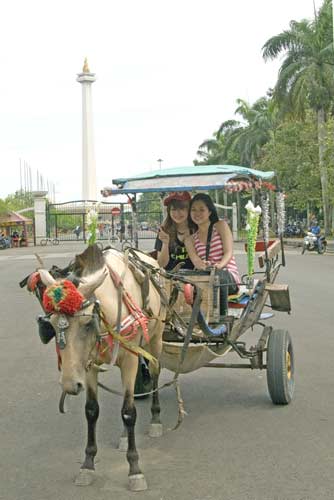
[
  {"xmin": 114, "ymin": 165, "xmax": 274, "ymax": 184},
  {"xmin": 101, "ymin": 165, "xmax": 275, "ymax": 196}
]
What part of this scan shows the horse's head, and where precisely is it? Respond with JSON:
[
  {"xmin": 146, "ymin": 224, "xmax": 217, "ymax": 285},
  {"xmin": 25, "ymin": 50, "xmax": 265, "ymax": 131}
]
[{"xmin": 39, "ymin": 246, "xmax": 107, "ymax": 395}]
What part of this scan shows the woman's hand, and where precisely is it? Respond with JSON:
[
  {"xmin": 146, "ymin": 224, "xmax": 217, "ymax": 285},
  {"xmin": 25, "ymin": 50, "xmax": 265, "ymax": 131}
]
[
  {"xmin": 196, "ymin": 260, "xmax": 211, "ymax": 270},
  {"xmin": 214, "ymin": 262, "xmax": 226, "ymax": 270},
  {"xmin": 158, "ymin": 228, "xmax": 170, "ymax": 245}
]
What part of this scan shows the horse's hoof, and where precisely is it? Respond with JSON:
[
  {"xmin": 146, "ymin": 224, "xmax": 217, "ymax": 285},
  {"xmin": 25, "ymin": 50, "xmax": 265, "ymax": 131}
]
[
  {"xmin": 75, "ymin": 469, "xmax": 95, "ymax": 486},
  {"xmin": 128, "ymin": 473, "xmax": 148, "ymax": 491},
  {"xmin": 149, "ymin": 423, "xmax": 163, "ymax": 438},
  {"xmin": 118, "ymin": 436, "xmax": 128, "ymax": 452}
]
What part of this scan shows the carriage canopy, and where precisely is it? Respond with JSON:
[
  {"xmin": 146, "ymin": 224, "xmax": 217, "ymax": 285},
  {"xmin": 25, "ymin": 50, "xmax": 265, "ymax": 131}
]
[{"xmin": 101, "ymin": 165, "xmax": 276, "ymax": 196}]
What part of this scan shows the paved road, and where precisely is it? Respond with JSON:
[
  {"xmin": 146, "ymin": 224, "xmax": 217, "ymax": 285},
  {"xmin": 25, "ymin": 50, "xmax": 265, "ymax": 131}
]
[{"xmin": 1, "ymin": 242, "xmax": 334, "ymax": 500}]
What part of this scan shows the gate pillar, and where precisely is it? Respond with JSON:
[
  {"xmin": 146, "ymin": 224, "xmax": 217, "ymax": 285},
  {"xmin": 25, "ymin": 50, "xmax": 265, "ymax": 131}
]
[{"xmin": 33, "ymin": 191, "xmax": 48, "ymax": 245}]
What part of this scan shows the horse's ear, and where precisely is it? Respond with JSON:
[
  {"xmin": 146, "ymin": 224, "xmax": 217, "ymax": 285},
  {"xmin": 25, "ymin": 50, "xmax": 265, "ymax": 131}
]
[
  {"xmin": 78, "ymin": 269, "xmax": 108, "ymax": 298},
  {"xmin": 74, "ymin": 255, "xmax": 85, "ymax": 274}
]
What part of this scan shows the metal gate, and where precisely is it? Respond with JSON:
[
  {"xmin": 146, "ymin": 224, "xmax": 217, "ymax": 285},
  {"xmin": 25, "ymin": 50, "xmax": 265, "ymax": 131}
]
[{"xmin": 46, "ymin": 198, "xmax": 163, "ymax": 245}]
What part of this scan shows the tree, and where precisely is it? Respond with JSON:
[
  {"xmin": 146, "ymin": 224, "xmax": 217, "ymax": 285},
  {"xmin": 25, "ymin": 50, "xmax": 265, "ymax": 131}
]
[
  {"xmin": 0, "ymin": 199, "xmax": 8, "ymax": 215},
  {"xmin": 194, "ymin": 128, "xmax": 241, "ymax": 165},
  {"xmin": 257, "ymin": 113, "xmax": 321, "ymax": 212},
  {"xmin": 218, "ymin": 97, "xmax": 278, "ymax": 166},
  {"xmin": 262, "ymin": 0, "xmax": 334, "ymax": 233},
  {"xmin": 194, "ymin": 96, "xmax": 277, "ymax": 167},
  {"xmin": 137, "ymin": 192, "xmax": 163, "ymax": 226}
]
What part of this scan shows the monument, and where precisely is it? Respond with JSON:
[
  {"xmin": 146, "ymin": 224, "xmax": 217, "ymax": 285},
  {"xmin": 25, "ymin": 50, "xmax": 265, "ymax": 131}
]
[{"xmin": 77, "ymin": 59, "xmax": 97, "ymax": 200}]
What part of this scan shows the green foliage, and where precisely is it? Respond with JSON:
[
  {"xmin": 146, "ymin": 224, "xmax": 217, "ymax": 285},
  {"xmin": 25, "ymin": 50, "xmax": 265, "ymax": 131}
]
[
  {"xmin": 137, "ymin": 192, "xmax": 163, "ymax": 225},
  {"xmin": 323, "ymin": 116, "xmax": 334, "ymax": 202},
  {"xmin": 194, "ymin": 0, "xmax": 334, "ymax": 232},
  {"xmin": 0, "ymin": 199, "xmax": 7, "ymax": 215},
  {"xmin": 257, "ymin": 113, "xmax": 321, "ymax": 209},
  {"xmin": 2, "ymin": 191, "xmax": 34, "ymax": 212},
  {"xmin": 262, "ymin": 2, "xmax": 334, "ymax": 117},
  {"xmin": 261, "ymin": 0, "xmax": 334, "ymax": 232},
  {"xmin": 194, "ymin": 95, "xmax": 277, "ymax": 167}
]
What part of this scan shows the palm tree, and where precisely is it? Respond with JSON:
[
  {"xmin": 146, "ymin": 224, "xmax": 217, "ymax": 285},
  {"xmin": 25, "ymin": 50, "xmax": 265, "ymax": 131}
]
[
  {"xmin": 217, "ymin": 97, "xmax": 277, "ymax": 167},
  {"xmin": 262, "ymin": 0, "xmax": 334, "ymax": 234},
  {"xmin": 194, "ymin": 134, "xmax": 226, "ymax": 165},
  {"xmin": 194, "ymin": 96, "xmax": 277, "ymax": 167}
]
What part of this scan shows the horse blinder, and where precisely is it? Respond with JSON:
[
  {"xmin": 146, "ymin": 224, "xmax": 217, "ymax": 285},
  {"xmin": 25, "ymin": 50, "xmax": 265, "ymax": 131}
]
[
  {"xmin": 36, "ymin": 299, "xmax": 102, "ymax": 350},
  {"xmin": 37, "ymin": 315, "xmax": 56, "ymax": 344}
]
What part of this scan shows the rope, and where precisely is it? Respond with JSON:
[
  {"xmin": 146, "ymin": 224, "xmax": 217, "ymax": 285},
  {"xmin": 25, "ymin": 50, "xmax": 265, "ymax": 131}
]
[{"xmin": 97, "ymin": 378, "xmax": 177, "ymax": 399}]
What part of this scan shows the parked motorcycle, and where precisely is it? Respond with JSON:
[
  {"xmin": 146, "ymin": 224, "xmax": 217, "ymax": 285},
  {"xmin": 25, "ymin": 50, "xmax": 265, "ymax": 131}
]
[
  {"xmin": 301, "ymin": 232, "xmax": 327, "ymax": 254},
  {"xmin": 284, "ymin": 222, "xmax": 305, "ymax": 238},
  {"xmin": 0, "ymin": 237, "xmax": 11, "ymax": 250}
]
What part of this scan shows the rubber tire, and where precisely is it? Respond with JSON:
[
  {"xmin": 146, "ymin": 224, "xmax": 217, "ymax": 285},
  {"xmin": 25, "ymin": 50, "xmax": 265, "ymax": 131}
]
[
  {"xmin": 40, "ymin": 239, "xmax": 47, "ymax": 246},
  {"xmin": 317, "ymin": 243, "xmax": 326, "ymax": 255},
  {"xmin": 301, "ymin": 244, "xmax": 306, "ymax": 255},
  {"xmin": 53, "ymin": 238, "xmax": 60, "ymax": 246},
  {"xmin": 266, "ymin": 329, "xmax": 295, "ymax": 405}
]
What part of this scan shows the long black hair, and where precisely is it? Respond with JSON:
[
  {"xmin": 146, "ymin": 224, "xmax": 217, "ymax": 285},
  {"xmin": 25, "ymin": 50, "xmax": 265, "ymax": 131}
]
[{"xmin": 189, "ymin": 193, "xmax": 219, "ymax": 225}]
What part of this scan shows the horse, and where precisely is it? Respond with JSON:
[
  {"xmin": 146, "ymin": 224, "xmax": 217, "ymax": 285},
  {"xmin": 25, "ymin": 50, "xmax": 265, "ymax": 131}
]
[{"xmin": 36, "ymin": 244, "xmax": 166, "ymax": 491}]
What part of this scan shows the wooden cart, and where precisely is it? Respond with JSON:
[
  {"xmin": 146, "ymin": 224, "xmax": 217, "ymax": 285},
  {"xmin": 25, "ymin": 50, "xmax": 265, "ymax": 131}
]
[{"xmin": 102, "ymin": 165, "xmax": 295, "ymax": 405}]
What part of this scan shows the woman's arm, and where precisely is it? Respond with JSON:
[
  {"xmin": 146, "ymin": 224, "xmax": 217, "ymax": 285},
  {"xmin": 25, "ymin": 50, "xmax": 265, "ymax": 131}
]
[
  {"xmin": 214, "ymin": 220, "xmax": 234, "ymax": 270},
  {"xmin": 184, "ymin": 235, "xmax": 209, "ymax": 270},
  {"xmin": 156, "ymin": 229, "xmax": 170, "ymax": 268}
]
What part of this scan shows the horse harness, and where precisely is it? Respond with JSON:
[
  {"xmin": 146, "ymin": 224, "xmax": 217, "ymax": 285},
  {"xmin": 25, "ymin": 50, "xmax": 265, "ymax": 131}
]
[{"xmin": 28, "ymin": 251, "xmax": 169, "ymax": 371}]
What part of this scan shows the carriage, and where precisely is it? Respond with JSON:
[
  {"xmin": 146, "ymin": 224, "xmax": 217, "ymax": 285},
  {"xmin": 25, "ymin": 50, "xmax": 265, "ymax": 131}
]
[
  {"xmin": 22, "ymin": 164, "xmax": 294, "ymax": 491},
  {"xmin": 102, "ymin": 165, "xmax": 294, "ymax": 406}
]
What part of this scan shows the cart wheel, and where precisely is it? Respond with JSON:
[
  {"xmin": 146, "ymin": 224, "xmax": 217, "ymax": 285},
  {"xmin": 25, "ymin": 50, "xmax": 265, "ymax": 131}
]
[
  {"xmin": 266, "ymin": 329, "xmax": 295, "ymax": 405},
  {"xmin": 53, "ymin": 238, "xmax": 60, "ymax": 246},
  {"xmin": 40, "ymin": 239, "xmax": 47, "ymax": 246}
]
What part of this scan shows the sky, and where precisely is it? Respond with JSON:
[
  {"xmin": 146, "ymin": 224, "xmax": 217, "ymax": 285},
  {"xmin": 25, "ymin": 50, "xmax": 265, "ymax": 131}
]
[{"xmin": 0, "ymin": 0, "xmax": 323, "ymax": 202}]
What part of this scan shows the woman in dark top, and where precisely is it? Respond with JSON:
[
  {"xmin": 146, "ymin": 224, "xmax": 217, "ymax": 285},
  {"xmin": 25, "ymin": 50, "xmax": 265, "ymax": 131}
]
[{"xmin": 155, "ymin": 191, "xmax": 194, "ymax": 271}]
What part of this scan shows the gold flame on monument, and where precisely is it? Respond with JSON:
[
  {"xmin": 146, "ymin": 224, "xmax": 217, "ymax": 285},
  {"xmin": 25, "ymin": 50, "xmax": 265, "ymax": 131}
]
[{"xmin": 82, "ymin": 58, "xmax": 90, "ymax": 73}]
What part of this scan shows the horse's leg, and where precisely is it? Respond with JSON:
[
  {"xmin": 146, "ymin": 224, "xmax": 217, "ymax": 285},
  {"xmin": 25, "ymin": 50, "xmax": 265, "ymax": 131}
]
[
  {"xmin": 148, "ymin": 330, "xmax": 163, "ymax": 437},
  {"xmin": 149, "ymin": 363, "xmax": 162, "ymax": 437},
  {"xmin": 75, "ymin": 370, "xmax": 99, "ymax": 486},
  {"xmin": 118, "ymin": 425, "xmax": 128, "ymax": 452},
  {"xmin": 121, "ymin": 354, "xmax": 147, "ymax": 491}
]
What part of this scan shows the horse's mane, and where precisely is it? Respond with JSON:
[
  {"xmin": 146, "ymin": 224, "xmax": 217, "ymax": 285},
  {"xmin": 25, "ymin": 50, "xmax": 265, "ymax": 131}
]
[
  {"xmin": 74, "ymin": 244, "xmax": 105, "ymax": 277},
  {"xmin": 73, "ymin": 244, "xmax": 160, "ymax": 281}
]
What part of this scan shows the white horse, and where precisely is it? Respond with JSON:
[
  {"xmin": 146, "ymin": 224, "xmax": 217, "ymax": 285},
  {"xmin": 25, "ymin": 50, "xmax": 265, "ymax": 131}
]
[{"xmin": 38, "ymin": 244, "xmax": 166, "ymax": 491}]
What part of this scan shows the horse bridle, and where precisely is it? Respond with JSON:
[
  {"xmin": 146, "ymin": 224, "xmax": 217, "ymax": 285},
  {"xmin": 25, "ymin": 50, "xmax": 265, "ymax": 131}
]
[{"xmin": 42, "ymin": 299, "xmax": 102, "ymax": 354}]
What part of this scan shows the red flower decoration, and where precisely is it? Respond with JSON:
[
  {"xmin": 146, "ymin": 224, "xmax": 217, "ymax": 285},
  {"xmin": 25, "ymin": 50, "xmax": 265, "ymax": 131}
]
[{"xmin": 43, "ymin": 280, "xmax": 84, "ymax": 315}]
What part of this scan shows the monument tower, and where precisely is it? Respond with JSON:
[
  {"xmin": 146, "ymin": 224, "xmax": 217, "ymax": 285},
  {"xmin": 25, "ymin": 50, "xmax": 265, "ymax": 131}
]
[{"xmin": 77, "ymin": 58, "xmax": 97, "ymax": 200}]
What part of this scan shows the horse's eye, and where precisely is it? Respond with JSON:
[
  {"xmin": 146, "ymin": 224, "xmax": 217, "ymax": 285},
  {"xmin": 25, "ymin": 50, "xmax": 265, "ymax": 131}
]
[{"xmin": 85, "ymin": 321, "xmax": 94, "ymax": 332}]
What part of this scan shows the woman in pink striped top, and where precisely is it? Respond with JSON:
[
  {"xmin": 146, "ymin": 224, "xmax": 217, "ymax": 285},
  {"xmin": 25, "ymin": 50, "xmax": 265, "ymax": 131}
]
[{"xmin": 185, "ymin": 193, "xmax": 240, "ymax": 316}]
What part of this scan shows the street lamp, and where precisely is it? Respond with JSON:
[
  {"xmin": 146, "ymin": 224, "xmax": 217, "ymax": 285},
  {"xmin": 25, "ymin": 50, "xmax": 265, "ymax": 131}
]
[{"xmin": 157, "ymin": 158, "xmax": 163, "ymax": 170}]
